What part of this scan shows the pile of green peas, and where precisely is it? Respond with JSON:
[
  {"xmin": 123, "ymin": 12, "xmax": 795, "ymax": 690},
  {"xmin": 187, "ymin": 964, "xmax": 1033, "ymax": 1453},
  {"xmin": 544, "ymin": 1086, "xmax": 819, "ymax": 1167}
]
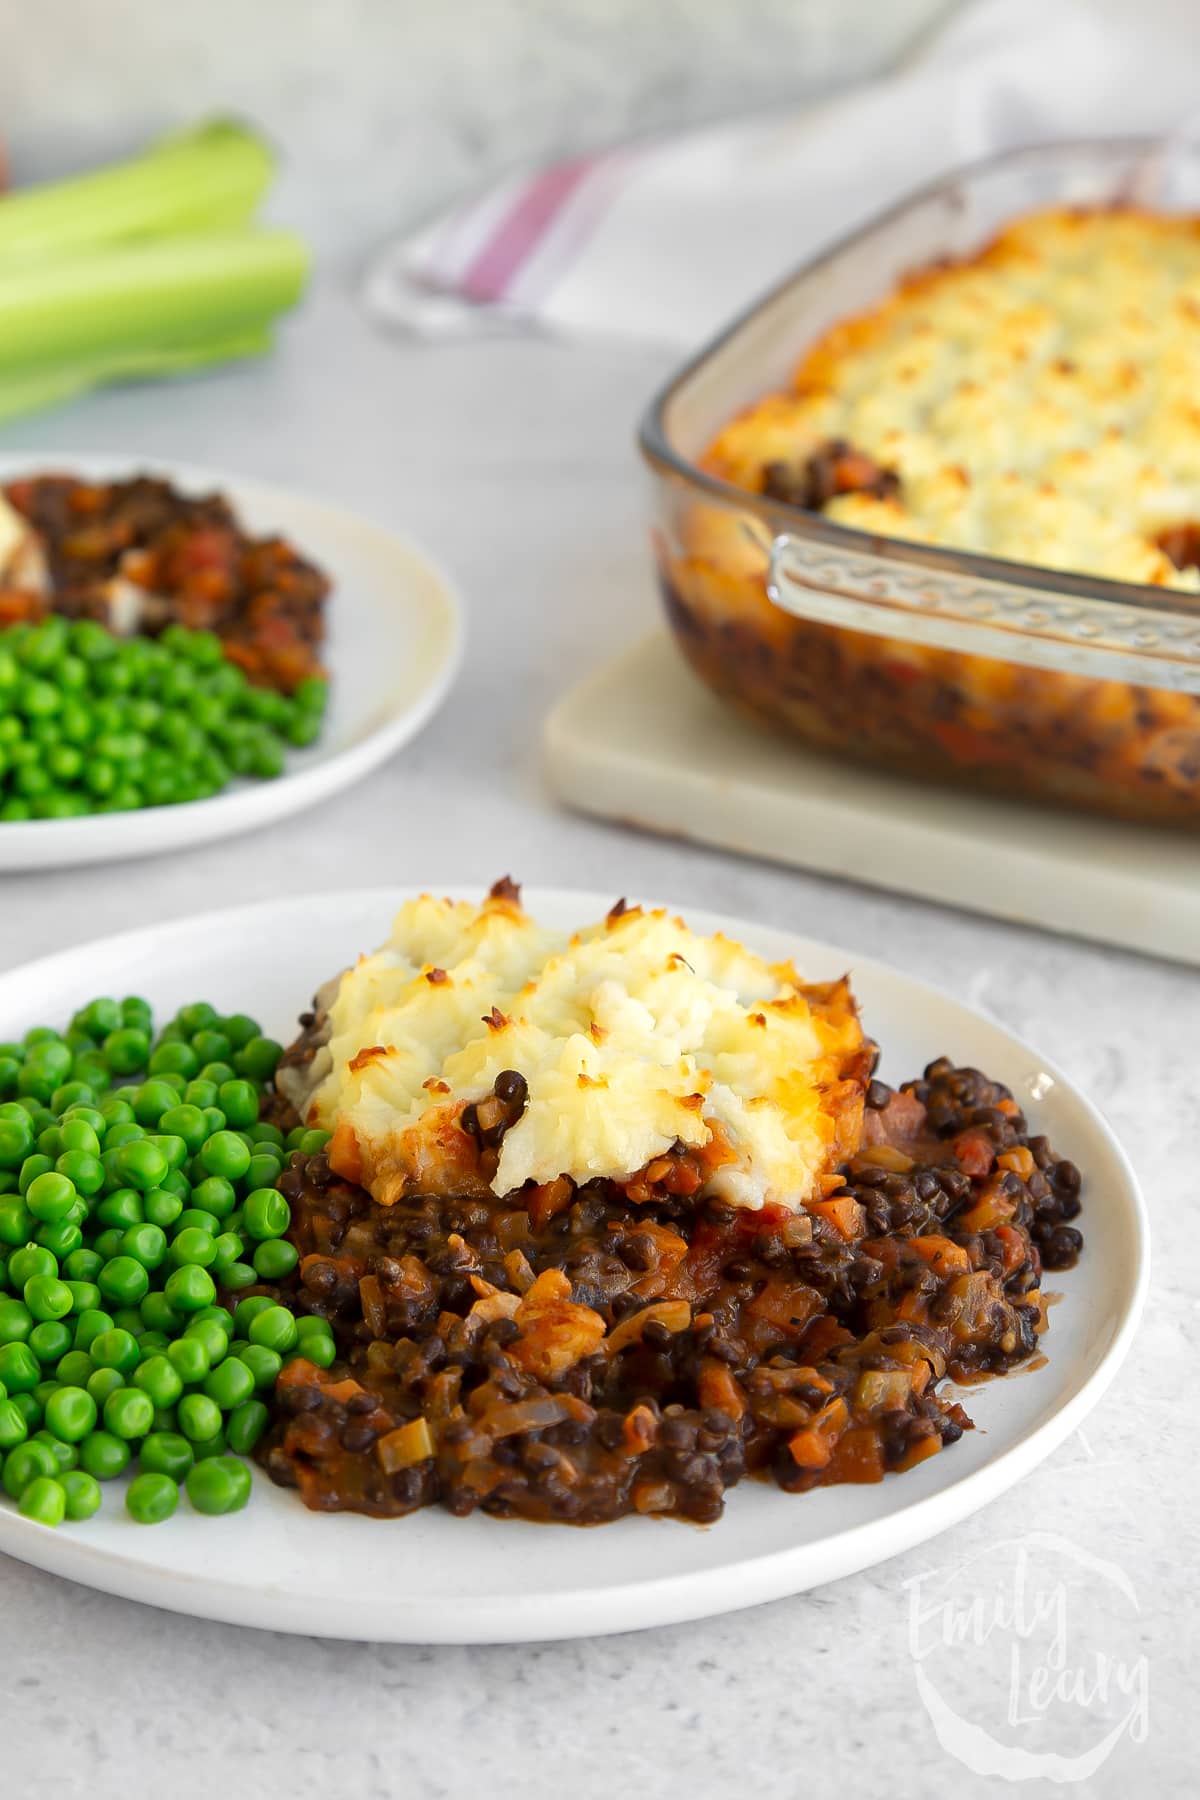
[
  {"xmin": 0, "ymin": 994, "xmax": 335, "ymax": 1528},
  {"xmin": 0, "ymin": 615, "xmax": 329, "ymax": 821}
]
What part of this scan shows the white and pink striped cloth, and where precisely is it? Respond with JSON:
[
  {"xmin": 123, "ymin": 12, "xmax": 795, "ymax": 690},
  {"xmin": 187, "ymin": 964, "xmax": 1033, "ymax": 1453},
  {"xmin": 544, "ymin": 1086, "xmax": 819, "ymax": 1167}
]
[{"xmin": 366, "ymin": 0, "xmax": 1200, "ymax": 350}]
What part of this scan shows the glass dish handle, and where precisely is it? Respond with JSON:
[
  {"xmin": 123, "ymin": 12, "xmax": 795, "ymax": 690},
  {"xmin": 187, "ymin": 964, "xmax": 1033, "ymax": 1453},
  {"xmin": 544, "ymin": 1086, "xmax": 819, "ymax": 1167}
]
[{"xmin": 766, "ymin": 531, "xmax": 1200, "ymax": 693}]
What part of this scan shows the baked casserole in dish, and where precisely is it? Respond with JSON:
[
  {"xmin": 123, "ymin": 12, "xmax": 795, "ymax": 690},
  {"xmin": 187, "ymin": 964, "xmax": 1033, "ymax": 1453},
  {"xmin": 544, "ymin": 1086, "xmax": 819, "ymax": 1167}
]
[{"xmin": 640, "ymin": 141, "xmax": 1200, "ymax": 825}]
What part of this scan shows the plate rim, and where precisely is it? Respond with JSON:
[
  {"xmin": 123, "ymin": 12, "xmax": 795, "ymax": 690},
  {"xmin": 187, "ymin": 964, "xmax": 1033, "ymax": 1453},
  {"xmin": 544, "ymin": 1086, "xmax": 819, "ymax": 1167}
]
[
  {"xmin": 0, "ymin": 885, "xmax": 1150, "ymax": 1641},
  {"xmin": 0, "ymin": 454, "xmax": 465, "ymax": 869}
]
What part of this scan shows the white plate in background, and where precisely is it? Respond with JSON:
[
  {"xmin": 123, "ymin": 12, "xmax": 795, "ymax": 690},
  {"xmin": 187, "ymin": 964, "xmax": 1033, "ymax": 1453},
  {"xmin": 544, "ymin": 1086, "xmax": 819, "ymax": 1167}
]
[
  {"xmin": 0, "ymin": 887, "xmax": 1148, "ymax": 1641},
  {"xmin": 0, "ymin": 457, "xmax": 463, "ymax": 870}
]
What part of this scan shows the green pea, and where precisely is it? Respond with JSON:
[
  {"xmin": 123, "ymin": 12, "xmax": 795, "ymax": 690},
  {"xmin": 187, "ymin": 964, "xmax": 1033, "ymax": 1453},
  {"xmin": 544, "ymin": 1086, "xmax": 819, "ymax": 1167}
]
[
  {"xmin": 102, "ymin": 1123, "xmax": 144, "ymax": 1151},
  {"xmin": 103, "ymin": 1386, "xmax": 154, "ymax": 1441},
  {"xmin": 85, "ymin": 1367, "xmax": 125, "ymax": 1409},
  {"xmin": 139, "ymin": 1290, "xmax": 182, "ymax": 1335},
  {"xmin": 72, "ymin": 1307, "xmax": 114, "ymax": 1351},
  {"xmin": 219, "ymin": 1014, "xmax": 260, "ymax": 1052},
  {"xmin": 177, "ymin": 1392, "xmax": 222, "ymax": 1443},
  {"xmin": 9, "ymin": 1245, "xmax": 56, "ymax": 1289},
  {"xmin": 62, "ymin": 1248, "xmax": 103, "ymax": 1284},
  {"xmin": 97, "ymin": 1256, "xmax": 150, "ymax": 1308},
  {"xmin": 225, "ymin": 1399, "xmax": 269, "ymax": 1454},
  {"xmin": 110, "ymin": 1138, "xmax": 168, "ymax": 1192},
  {"xmin": 142, "ymin": 1186, "xmax": 184, "ymax": 1230},
  {"xmin": 147, "ymin": 1133, "xmax": 187, "ymax": 1174},
  {"xmin": 191, "ymin": 1028, "xmax": 233, "ymax": 1065},
  {"xmin": 163, "ymin": 1264, "xmax": 216, "ymax": 1313},
  {"xmin": 0, "ymin": 1397, "xmax": 30, "ymax": 1448},
  {"xmin": 8, "ymin": 1390, "xmax": 42, "ymax": 1431},
  {"xmin": 92, "ymin": 1228, "xmax": 125, "ymax": 1263},
  {"xmin": 232, "ymin": 1294, "xmax": 276, "ymax": 1335},
  {"xmin": 78, "ymin": 1429, "xmax": 130, "ymax": 1480},
  {"xmin": 183, "ymin": 1080, "xmax": 219, "ymax": 1111},
  {"xmin": 169, "ymin": 1227, "xmax": 216, "ymax": 1269},
  {"xmin": 24, "ymin": 1275, "xmax": 73, "ymax": 1323},
  {"xmin": 243, "ymin": 1152, "xmax": 283, "ymax": 1194},
  {"xmin": 138, "ymin": 1431, "xmax": 194, "ymax": 1481},
  {"xmin": 147, "ymin": 1041, "xmax": 199, "ymax": 1080},
  {"xmin": 111, "ymin": 1306, "xmax": 145, "ymax": 1336},
  {"xmin": 55, "ymin": 1150, "xmax": 104, "ymax": 1196},
  {"xmin": 297, "ymin": 1332, "xmax": 336, "ymax": 1370},
  {"xmin": 36, "ymin": 1124, "xmax": 65, "ymax": 1160},
  {"xmin": 63, "ymin": 1280, "xmax": 101, "ymax": 1317},
  {"xmin": 202, "ymin": 1356, "xmax": 254, "ymax": 1411},
  {"xmin": 137, "ymin": 1331, "xmax": 171, "ymax": 1356},
  {"xmin": 25, "ymin": 1170, "xmax": 75, "ymax": 1223},
  {"xmin": 59, "ymin": 1116, "xmax": 100, "ymax": 1153},
  {"xmin": 247, "ymin": 1305, "xmax": 298, "ymax": 1356},
  {"xmin": 18, "ymin": 1474, "xmax": 66, "ymax": 1526},
  {"xmin": 33, "ymin": 1429, "xmax": 77, "ymax": 1472},
  {"xmin": 243, "ymin": 1188, "xmax": 290, "ymax": 1241},
  {"xmin": 210, "ymin": 1231, "xmax": 244, "ymax": 1273},
  {"xmin": 17, "ymin": 1154, "xmax": 54, "ymax": 1195},
  {"xmin": 184, "ymin": 1453, "xmax": 251, "ymax": 1515},
  {"xmin": 172, "ymin": 1205, "xmax": 215, "ymax": 1236},
  {"xmin": 130, "ymin": 1079, "xmax": 177, "ymax": 1127},
  {"xmin": 0, "ymin": 1115, "xmax": 34, "ymax": 1170},
  {"xmin": 132, "ymin": 1355, "xmax": 183, "ymax": 1410},
  {"xmin": 182, "ymin": 1316, "xmax": 229, "ymax": 1364},
  {"xmin": 28, "ymin": 1320, "xmax": 72, "ymax": 1365},
  {"xmin": 33, "ymin": 1220, "xmax": 82, "ymax": 1261},
  {"xmin": 89, "ymin": 1327, "xmax": 140, "ymax": 1373},
  {"xmin": 61, "ymin": 1468, "xmax": 102, "ymax": 1519},
  {"xmin": 55, "ymin": 1349, "xmax": 95, "ymax": 1388},
  {"xmin": 239, "ymin": 1343, "xmax": 281, "ymax": 1391},
  {"xmin": 189, "ymin": 1176, "xmax": 236, "ymax": 1220},
  {"xmin": 215, "ymin": 1080, "xmax": 258, "ymax": 1130},
  {"xmin": 0, "ymin": 1297, "xmax": 34, "ymax": 1345},
  {"xmin": 0, "ymin": 1195, "xmax": 33, "ymax": 1247},
  {"xmin": 199, "ymin": 1131, "xmax": 250, "ymax": 1183},
  {"xmin": 156, "ymin": 1103, "xmax": 208, "ymax": 1153},
  {"xmin": 252, "ymin": 1238, "xmax": 298, "ymax": 1281},
  {"xmin": 2, "ymin": 1438, "xmax": 56, "ymax": 1497},
  {"xmin": 102, "ymin": 1027, "xmax": 150, "ymax": 1076},
  {"xmin": 43, "ymin": 1385, "xmax": 97, "ymax": 1443},
  {"xmin": 0, "ymin": 1340, "xmax": 39, "ymax": 1391},
  {"xmin": 165, "ymin": 1336, "xmax": 208, "ymax": 1385},
  {"xmin": 121, "ymin": 1223, "xmax": 167, "ymax": 1270}
]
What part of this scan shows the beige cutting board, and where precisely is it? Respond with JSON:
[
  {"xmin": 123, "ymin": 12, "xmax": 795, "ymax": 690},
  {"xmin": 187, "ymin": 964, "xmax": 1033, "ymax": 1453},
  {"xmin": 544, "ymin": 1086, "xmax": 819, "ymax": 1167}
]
[{"xmin": 544, "ymin": 632, "xmax": 1200, "ymax": 967}]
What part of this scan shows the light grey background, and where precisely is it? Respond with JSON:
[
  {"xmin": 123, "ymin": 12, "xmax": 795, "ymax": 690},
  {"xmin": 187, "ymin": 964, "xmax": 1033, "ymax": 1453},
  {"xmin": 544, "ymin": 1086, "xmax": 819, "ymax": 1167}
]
[{"xmin": 0, "ymin": 0, "xmax": 955, "ymax": 261}]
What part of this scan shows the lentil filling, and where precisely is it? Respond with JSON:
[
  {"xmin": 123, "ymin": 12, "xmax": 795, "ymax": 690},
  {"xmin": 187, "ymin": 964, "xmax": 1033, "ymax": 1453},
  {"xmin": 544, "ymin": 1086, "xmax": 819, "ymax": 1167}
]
[{"xmin": 258, "ymin": 1056, "xmax": 1083, "ymax": 1525}]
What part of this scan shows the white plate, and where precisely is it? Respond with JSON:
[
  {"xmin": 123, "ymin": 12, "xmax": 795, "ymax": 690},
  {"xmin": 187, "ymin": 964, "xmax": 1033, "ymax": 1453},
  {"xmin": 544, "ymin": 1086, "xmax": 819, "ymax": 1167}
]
[
  {"xmin": 0, "ymin": 887, "xmax": 1148, "ymax": 1642},
  {"xmin": 0, "ymin": 456, "xmax": 463, "ymax": 870}
]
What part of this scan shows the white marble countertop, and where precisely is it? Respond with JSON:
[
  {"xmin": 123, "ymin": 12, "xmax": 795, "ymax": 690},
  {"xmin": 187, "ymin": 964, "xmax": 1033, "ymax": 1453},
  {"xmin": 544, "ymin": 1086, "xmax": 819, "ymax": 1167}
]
[{"xmin": 0, "ymin": 280, "xmax": 1191, "ymax": 1796}]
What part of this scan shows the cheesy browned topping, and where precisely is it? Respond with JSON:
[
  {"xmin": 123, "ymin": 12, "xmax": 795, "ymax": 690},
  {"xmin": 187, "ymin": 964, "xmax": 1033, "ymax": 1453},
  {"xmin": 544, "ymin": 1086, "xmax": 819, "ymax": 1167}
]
[
  {"xmin": 290, "ymin": 889, "xmax": 868, "ymax": 1214},
  {"xmin": 704, "ymin": 207, "xmax": 1200, "ymax": 590}
]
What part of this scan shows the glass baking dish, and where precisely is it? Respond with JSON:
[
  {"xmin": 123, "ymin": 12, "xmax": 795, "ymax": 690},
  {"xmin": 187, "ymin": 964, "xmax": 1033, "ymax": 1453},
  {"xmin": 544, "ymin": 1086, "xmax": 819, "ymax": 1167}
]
[{"xmin": 638, "ymin": 139, "xmax": 1200, "ymax": 826}]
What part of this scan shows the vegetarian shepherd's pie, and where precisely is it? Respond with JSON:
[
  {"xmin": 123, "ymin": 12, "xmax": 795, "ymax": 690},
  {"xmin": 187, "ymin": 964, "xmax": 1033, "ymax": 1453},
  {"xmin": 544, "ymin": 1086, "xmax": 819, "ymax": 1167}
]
[
  {"xmin": 654, "ymin": 206, "xmax": 1200, "ymax": 824},
  {"xmin": 258, "ymin": 883, "xmax": 1084, "ymax": 1524}
]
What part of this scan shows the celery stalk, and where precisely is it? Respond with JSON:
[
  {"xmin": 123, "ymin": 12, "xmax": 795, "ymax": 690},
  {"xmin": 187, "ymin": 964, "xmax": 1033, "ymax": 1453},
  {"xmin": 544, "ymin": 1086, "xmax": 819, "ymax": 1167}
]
[
  {"xmin": 0, "ymin": 328, "xmax": 276, "ymax": 424},
  {"xmin": 0, "ymin": 229, "xmax": 308, "ymax": 376},
  {"xmin": 0, "ymin": 120, "xmax": 276, "ymax": 261}
]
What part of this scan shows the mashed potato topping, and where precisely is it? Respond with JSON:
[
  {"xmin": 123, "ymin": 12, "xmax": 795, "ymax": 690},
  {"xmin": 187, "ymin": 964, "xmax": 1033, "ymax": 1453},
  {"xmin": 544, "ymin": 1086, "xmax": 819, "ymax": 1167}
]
[
  {"xmin": 704, "ymin": 207, "xmax": 1200, "ymax": 590},
  {"xmin": 302, "ymin": 886, "xmax": 867, "ymax": 1213}
]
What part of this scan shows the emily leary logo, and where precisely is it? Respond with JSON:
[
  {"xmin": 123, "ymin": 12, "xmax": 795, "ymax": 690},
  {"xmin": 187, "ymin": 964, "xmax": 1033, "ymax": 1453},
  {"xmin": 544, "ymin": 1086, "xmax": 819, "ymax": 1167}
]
[{"xmin": 905, "ymin": 1530, "xmax": 1149, "ymax": 1782}]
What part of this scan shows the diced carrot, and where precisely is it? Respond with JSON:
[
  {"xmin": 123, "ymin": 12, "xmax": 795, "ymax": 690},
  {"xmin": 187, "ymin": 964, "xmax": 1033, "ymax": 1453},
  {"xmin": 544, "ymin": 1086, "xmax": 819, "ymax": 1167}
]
[
  {"xmin": 907, "ymin": 1236, "xmax": 971, "ymax": 1277},
  {"xmin": 327, "ymin": 1118, "xmax": 363, "ymax": 1184},
  {"xmin": 807, "ymin": 1195, "xmax": 866, "ymax": 1241},
  {"xmin": 953, "ymin": 1130, "xmax": 995, "ymax": 1179},
  {"xmin": 698, "ymin": 1361, "xmax": 747, "ymax": 1421},
  {"xmin": 823, "ymin": 1425, "xmax": 885, "ymax": 1484},
  {"xmin": 896, "ymin": 1432, "xmax": 943, "ymax": 1473}
]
